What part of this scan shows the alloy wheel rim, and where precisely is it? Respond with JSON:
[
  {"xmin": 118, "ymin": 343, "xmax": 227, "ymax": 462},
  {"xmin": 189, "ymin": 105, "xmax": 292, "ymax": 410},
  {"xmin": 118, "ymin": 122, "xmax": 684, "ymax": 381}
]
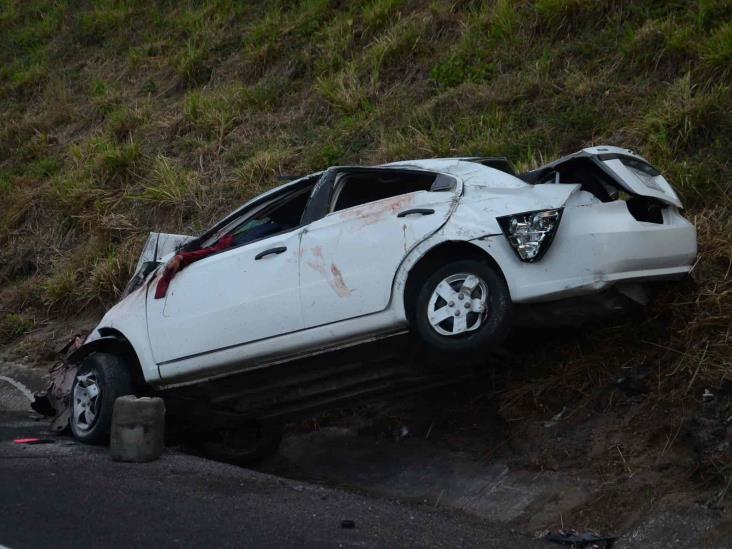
[
  {"xmin": 427, "ymin": 273, "xmax": 489, "ymax": 336},
  {"xmin": 73, "ymin": 372, "xmax": 101, "ymax": 431}
]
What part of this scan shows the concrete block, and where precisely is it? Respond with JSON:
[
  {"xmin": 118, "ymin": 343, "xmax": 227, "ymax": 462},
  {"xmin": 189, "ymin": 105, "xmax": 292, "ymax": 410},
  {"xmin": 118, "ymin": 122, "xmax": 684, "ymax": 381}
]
[{"xmin": 110, "ymin": 395, "xmax": 165, "ymax": 463}]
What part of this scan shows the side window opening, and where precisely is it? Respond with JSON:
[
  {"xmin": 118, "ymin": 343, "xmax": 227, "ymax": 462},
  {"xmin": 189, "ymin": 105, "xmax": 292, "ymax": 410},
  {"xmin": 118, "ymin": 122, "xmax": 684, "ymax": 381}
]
[
  {"xmin": 186, "ymin": 174, "xmax": 321, "ymax": 253},
  {"xmin": 227, "ymin": 184, "xmax": 314, "ymax": 246},
  {"xmin": 331, "ymin": 170, "xmax": 437, "ymax": 212},
  {"xmin": 151, "ymin": 178, "xmax": 317, "ymax": 299}
]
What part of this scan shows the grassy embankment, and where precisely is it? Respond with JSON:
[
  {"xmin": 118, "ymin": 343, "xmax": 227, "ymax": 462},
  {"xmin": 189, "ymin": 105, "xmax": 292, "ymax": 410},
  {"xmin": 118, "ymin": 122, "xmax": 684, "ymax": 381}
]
[{"xmin": 0, "ymin": 0, "xmax": 729, "ymax": 434}]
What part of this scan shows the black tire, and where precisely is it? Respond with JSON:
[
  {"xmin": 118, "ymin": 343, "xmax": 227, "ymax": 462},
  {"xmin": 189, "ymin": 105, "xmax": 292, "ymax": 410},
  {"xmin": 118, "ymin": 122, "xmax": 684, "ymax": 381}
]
[
  {"xmin": 69, "ymin": 353, "xmax": 134, "ymax": 444},
  {"xmin": 414, "ymin": 259, "xmax": 512, "ymax": 355},
  {"xmin": 199, "ymin": 421, "xmax": 283, "ymax": 467}
]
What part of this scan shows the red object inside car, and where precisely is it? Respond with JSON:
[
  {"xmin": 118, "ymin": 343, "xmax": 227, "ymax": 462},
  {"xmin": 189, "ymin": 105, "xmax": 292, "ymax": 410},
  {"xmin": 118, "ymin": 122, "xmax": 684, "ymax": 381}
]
[{"xmin": 154, "ymin": 235, "xmax": 235, "ymax": 299}]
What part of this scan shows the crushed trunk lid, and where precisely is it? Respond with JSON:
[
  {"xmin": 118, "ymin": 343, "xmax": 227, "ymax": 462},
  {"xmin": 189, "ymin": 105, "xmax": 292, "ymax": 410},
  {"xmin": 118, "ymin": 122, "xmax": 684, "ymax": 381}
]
[{"xmin": 521, "ymin": 146, "xmax": 683, "ymax": 208}]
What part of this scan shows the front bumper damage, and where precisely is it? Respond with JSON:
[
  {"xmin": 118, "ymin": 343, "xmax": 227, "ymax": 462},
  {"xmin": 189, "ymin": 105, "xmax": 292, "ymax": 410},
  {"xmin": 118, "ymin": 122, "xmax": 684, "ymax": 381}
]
[{"xmin": 31, "ymin": 333, "xmax": 86, "ymax": 431}]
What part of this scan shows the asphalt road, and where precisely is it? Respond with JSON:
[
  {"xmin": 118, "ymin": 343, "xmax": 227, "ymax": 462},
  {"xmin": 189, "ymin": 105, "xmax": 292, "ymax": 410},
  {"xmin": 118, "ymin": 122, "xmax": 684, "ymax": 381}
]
[{"xmin": 0, "ymin": 412, "xmax": 537, "ymax": 548}]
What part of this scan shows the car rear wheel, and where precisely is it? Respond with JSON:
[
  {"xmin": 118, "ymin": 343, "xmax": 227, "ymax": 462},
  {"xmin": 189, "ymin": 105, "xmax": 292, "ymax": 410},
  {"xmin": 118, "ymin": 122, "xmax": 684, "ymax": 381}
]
[
  {"xmin": 199, "ymin": 421, "xmax": 283, "ymax": 467},
  {"xmin": 414, "ymin": 259, "xmax": 512, "ymax": 354},
  {"xmin": 70, "ymin": 353, "xmax": 133, "ymax": 444}
]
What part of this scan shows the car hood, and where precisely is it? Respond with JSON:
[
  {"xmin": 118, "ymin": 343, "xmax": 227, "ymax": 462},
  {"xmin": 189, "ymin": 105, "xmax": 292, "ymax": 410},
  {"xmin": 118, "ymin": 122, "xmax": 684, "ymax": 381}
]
[{"xmin": 135, "ymin": 232, "xmax": 195, "ymax": 270}]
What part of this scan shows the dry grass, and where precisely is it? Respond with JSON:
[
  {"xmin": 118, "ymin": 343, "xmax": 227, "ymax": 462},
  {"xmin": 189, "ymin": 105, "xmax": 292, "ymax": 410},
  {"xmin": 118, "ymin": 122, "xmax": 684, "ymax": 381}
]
[
  {"xmin": 495, "ymin": 206, "xmax": 730, "ymax": 487},
  {"xmin": 670, "ymin": 209, "xmax": 732, "ymax": 378},
  {"xmin": 500, "ymin": 206, "xmax": 730, "ymax": 407}
]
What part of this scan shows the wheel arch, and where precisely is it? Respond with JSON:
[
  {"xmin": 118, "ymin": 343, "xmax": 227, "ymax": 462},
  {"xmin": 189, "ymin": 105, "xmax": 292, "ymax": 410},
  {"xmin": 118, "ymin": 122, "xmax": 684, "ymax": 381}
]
[
  {"xmin": 402, "ymin": 240, "xmax": 507, "ymax": 324},
  {"xmin": 68, "ymin": 328, "xmax": 147, "ymax": 390}
]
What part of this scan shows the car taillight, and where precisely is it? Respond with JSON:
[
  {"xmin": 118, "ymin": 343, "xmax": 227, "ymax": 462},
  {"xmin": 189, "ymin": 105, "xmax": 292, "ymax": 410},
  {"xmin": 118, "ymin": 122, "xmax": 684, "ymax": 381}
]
[{"xmin": 497, "ymin": 208, "xmax": 563, "ymax": 262}]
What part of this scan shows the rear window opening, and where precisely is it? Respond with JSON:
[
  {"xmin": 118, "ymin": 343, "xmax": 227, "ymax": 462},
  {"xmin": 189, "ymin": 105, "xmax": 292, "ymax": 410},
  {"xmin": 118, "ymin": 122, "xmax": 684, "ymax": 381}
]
[
  {"xmin": 521, "ymin": 156, "xmax": 667, "ymax": 223},
  {"xmin": 331, "ymin": 170, "xmax": 437, "ymax": 212},
  {"xmin": 521, "ymin": 156, "xmax": 621, "ymax": 202},
  {"xmin": 521, "ymin": 156, "xmax": 667, "ymax": 224},
  {"xmin": 625, "ymin": 196, "xmax": 664, "ymax": 224}
]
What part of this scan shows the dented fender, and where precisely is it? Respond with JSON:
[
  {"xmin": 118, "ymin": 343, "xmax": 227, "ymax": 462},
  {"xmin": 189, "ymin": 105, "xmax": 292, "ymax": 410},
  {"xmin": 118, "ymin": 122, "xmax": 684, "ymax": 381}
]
[
  {"xmin": 447, "ymin": 183, "xmax": 582, "ymax": 238},
  {"xmin": 67, "ymin": 335, "xmax": 134, "ymax": 365},
  {"xmin": 388, "ymin": 182, "xmax": 583, "ymax": 313},
  {"xmin": 87, "ymin": 274, "xmax": 162, "ymax": 384}
]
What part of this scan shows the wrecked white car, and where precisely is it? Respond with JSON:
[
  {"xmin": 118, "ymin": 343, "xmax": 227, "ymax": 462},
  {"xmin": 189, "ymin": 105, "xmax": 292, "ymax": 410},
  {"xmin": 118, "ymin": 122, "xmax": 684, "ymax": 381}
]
[{"xmin": 46, "ymin": 146, "xmax": 696, "ymax": 462}]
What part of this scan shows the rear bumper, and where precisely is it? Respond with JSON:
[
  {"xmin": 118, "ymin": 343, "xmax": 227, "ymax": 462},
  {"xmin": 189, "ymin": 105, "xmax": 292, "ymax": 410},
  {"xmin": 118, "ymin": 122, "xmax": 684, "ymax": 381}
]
[{"xmin": 474, "ymin": 201, "xmax": 697, "ymax": 303}]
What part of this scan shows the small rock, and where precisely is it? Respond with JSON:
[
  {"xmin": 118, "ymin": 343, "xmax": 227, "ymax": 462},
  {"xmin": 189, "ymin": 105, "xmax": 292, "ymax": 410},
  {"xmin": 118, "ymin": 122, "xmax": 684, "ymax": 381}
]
[{"xmin": 615, "ymin": 367, "xmax": 650, "ymax": 396}]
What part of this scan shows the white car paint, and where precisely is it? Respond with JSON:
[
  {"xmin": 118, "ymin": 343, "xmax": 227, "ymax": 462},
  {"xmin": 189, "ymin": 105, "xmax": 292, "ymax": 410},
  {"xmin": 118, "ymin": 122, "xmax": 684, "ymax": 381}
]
[
  {"xmin": 299, "ymin": 186, "xmax": 458, "ymax": 327},
  {"xmin": 87, "ymin": 147, "xmax": 697, "ymax": 388},
  {"xmin": 147, "ymin": 228, "xmax": 304, "ymax": 365}
]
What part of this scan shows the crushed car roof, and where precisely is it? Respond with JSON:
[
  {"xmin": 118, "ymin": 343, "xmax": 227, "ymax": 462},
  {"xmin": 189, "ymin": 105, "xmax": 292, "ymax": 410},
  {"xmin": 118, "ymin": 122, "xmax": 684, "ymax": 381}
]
[{"xmin": 383, "ymin": 158, "xmax": 527, "ymax": 188}]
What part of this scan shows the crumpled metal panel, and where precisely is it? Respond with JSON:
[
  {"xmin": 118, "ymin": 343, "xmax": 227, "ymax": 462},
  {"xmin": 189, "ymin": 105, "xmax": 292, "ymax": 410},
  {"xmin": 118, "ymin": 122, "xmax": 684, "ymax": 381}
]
[{"xmin": 32, "ymin": 333, "xmax": 86, "ymax": 432}]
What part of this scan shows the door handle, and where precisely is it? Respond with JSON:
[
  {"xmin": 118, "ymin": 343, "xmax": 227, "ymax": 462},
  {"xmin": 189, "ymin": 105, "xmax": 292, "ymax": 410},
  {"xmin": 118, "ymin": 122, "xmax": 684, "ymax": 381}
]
[
  {"xmin": 255, "ymin": 246, "xmax": 287, "ymax": 260},
  {"xmin": 397, "ymin": 208, "xmax": 435, "ymax": 218}
]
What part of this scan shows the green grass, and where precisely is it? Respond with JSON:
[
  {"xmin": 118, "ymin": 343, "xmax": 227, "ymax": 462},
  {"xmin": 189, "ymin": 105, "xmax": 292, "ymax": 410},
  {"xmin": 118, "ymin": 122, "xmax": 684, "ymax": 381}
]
[
  {"xmin": 174, "ymin": 39, "xmax": 211, "ymax": 86},
  {"xmin": 41, "ymin": 268, "xmax": 79, "ymax": 310},
  {"xmin": 232, "ymin": 146, "xmax": 297, "ymax": 199},
  {"xmin": 134, "ymin": 155, "xmax": 202, "ymax": 214},
  {"xmin": 0, "ymin": 0, "xmax": 728, "ymax": 393},
  {"xmin": 702, "ymin": 20, "xmax": 732, "ymax": 78},
  {"xmin": 183, "ymin": 88, "xmax": 240, "ymax": 139},
  {"xmin": 316, "ymin": 64, "xmax": 374, "ymax": 114},
  {"xmin": 107, "ymin": 105, "xmax": 148, "ymax": 142},
  {"xmin": 0, "ymin": 313, "xmax": 34, "ymax": 344},
  {"xmin": 85, "ymin": 246, "xmax": 134, "ymax": 307},
  {"xmin": 9, "ymin": 60, "xmax": 48, "ymax": 91}
]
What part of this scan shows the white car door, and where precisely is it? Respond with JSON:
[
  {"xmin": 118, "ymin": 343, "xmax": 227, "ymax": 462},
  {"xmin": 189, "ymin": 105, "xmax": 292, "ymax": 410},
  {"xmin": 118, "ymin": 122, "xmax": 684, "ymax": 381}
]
[
  {"xmin": 147, "ymin": 230, "xmax": 303, "ymax": 369},
  {"xmin": 146, "ymin": 181, "xmax": 316, "ymax": 373},
  {"xmin": 298, "ymin": 168, "xmax": 459, "ymax": 328}
]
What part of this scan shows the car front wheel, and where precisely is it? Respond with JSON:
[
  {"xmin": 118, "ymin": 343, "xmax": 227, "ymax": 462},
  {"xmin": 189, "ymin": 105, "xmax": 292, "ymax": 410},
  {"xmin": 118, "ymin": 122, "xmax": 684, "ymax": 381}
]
[
  {"xmin": 414, "ymin": 259, "xmax": 512, "ymax": 355},
  {"xmin": 70, "ymin": 353, "xmax": 133, "ymax": 444}
]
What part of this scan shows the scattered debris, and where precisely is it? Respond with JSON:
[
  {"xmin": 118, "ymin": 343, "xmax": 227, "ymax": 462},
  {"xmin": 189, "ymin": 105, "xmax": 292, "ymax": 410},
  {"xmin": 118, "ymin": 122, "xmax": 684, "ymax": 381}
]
[
  {"xmin": 29, "ymin": 392, "xmax": 55, "ymax": 416},
  {"xmin": 545, "ymin": 528, "xmax": 617, "ymax": 548},
  {"xmin": 544, "ymin": 406, "xmax": 568, "ymax": 428},
  {"xmin": 31, "ymin": 332, "xmax": 87, "ymax": 431},
  {"xmin": 614, "ymin": 366, "xmax": 651, "ymax": 397},
  {"xmin": 13, "ymin": 438, "xmax": 55, "ymax": 445},
  {"xmin": 682, "ymin": 385, "xmax": 732, "ymax": 472}
]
